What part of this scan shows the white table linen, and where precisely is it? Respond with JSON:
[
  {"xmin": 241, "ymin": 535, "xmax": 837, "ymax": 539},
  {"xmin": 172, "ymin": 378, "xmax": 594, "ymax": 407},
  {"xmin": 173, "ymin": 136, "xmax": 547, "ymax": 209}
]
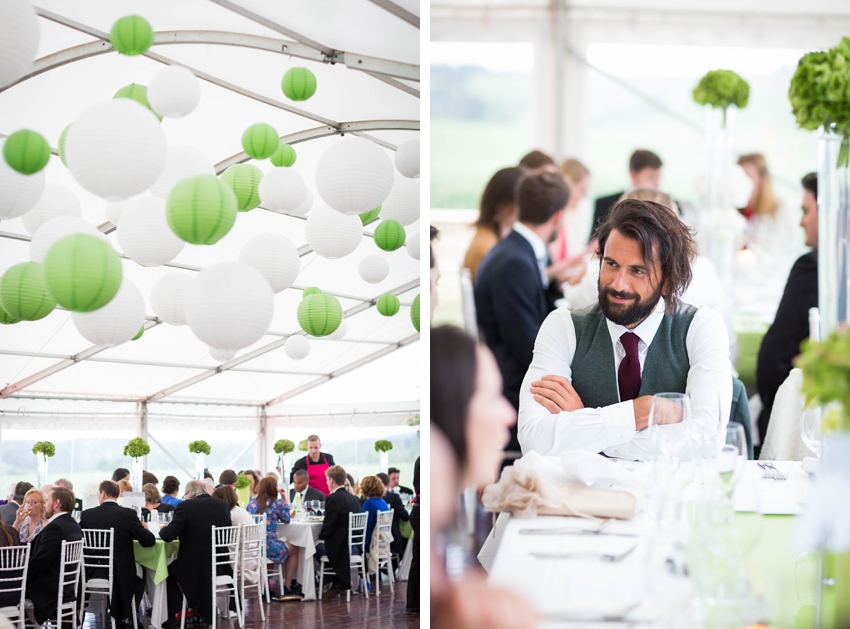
[{"xmin": 276, "ymin": 520, "xmax": 322, "ymax": 600}]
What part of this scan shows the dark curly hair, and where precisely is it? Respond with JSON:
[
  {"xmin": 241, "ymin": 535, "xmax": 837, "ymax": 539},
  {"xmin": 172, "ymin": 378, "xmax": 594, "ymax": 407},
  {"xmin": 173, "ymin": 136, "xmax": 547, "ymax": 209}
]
[{"xmin": 162, "ymin": 476, "xmax": 180, "ymax": 496}]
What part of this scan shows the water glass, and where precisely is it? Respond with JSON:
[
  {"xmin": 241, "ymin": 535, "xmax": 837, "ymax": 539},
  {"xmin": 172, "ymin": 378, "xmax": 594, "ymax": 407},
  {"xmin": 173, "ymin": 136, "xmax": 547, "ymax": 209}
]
[{"xmin": 718, "ymin": 423, "xmax": 747, "ymax": 494}]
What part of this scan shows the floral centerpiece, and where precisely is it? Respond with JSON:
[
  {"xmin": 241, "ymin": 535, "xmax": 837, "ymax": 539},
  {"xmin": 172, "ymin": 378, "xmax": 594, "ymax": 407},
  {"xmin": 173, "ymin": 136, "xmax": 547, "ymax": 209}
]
[
  {"xmin": 235, "ymin": 472, "xmax": 251, "ymax": 508},
  {"xmin": 273, "ymin": 439, "xmax": 295, "ymax": 490},
  {"xmin": 124, "ymin": 437, "xmax": 150, "ymax": 492},
  {"xmin": 298, "ymin": 439, "xmax": 308, "ymax": 452},
  {"xmin": 235, "ymin": 473, "xmax": 251, "ymax": 489},
  {"xmin": 375, "ymin": 439, "xmax": 393, "ymax": 472},
  {"xmin": 32, "ymin": 441, "xmax": 55, "ymax": 487},
  {"xmin": 189, "ymin": 440, "xmax": 211, "ymax": 480},
  {"xmin": 692, "ymin": 69, "xmax": 749, "ymax": 125}
]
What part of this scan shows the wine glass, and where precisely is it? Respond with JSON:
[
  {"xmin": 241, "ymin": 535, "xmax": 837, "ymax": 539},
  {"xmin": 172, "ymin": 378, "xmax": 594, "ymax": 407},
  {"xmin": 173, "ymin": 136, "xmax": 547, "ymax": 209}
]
[
  {"xmin": 646, "ymin": 393, "xmax": 694, "ymax": 524},
  {"xmin": 799, "ymin": 404, "xmax": 822, "ymax": 459},
  {"xmin": 718, "ymin": 423, "xmax": 746, "ymax": 495}
]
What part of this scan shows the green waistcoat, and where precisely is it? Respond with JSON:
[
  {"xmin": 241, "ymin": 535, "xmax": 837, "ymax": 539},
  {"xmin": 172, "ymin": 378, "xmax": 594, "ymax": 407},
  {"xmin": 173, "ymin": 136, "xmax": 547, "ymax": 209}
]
[{"xmin": 570, "ymin": 302, "xmax": 698, "ymax": 408}]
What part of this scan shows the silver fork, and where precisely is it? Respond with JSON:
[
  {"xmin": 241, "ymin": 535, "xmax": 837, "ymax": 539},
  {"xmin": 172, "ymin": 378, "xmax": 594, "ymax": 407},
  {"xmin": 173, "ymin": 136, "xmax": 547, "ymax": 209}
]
[
  {"xmin": 531, "ymin": 545, "xmax": 637, "ymax": 562},
  {"xmin": 758, "ymin": 461, "xmax": 788, "ymax": 481}
]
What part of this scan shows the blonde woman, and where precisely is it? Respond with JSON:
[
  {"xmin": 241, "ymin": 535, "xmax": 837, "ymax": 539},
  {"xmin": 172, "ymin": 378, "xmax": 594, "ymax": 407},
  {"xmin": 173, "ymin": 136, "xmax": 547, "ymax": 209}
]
[
  {"xmin": 552, "ymin": 158, "xmax": 593, "ymax": 262},
  {"xmin": 13, "ymin": 488, "xmax": 46, "ymax": 542},
  {"xmin": 737, "ymin": 153, "xmax": 778, "ymax": 221}
]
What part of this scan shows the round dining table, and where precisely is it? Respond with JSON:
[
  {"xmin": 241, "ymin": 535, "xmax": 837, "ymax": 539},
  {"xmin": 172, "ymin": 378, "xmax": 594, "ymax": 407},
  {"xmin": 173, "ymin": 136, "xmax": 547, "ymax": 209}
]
[{"xmin": 276, "ymin": 519, "xmax": 324, "ymax": 600}]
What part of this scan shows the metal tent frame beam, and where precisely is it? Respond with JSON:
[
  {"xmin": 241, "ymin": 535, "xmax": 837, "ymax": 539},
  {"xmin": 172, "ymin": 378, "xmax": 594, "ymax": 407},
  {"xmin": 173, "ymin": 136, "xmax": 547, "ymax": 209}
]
[{"xmin": 366, "ymin": 0, "xmax": 420, "ymax": 29}]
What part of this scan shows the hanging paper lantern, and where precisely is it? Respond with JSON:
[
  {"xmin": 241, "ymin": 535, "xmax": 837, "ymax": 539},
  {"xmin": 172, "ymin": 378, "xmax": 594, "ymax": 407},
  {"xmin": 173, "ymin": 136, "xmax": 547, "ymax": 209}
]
[
  {"xmin": 185, "ymin": 261, "xmax": 275, "ymax": 351},
  {"xmin": 105, "ymin": 200, "xmax": 130, "ymax": 225},
  {"xmin": 281, "ymin": 68, "xmax": 317, "ymax": 101},
  {"xmin": 269, "ymin": 143, "xmax": 296, "ymax": 167},
  {"xmin": 394, "ymin": 138, "xmax": 420, "ymax": 178},
  {"xmin": 291, "ymin": 188, "xmax": 313, "ymax": 217},
  {"xmin": 297, "ymin": 292, "xmax": 342, "ymax": 337},
  {"xmin": 0, "ymin": 303, "xmax": 20, "ymax": 325},
  {"xmin": 374, "ymin": 220, "xmax": 406, "ymax": 252},
  {"xmin": 72, "ymin": 278, "xmax": 145, "ymax": 347},
  {"xmin": 43, "ymin": 234, "xmax": 122, "ymax": 312},
  {"xmin": 0, "ymin": 262, "xmax": 56, "ymax": 321},
  {"xmin": 166, "ymin": 174, "xmax": 237, "ymax": 245},
  {"xmin": 64, "ymin": 99, "xmax": 167, "ymax": 201},
  {"xmin": 148, "ymin": 65, "xmax": 200, "ymax": 118},
  {"xmin": 110, "ymin": 15, "xmax": 154, "ymax": 56},
  {"xmin": 30, "ymin": 217, "xmax": 101, "ymax": 263},
  {"xmin": 360, "ymin": 207, "xmax": 381, "ymax": 226},
  {"xmin": 358, "ymin": 255, "xmax": 389, "ymax": 284},
  {"xmin": 210, "ymin": 346, "xmax": 236, "ymax": 362},
  {"xmin": 377, "ymin": 294, "xmax": 400, "ymax": 317},
  {"xmin": 327, "ymin": 319, "xmax": 348, "ymax": 340},
  {"xmin": 242, "ymin": 123, "xmax": 279, "ymax": 160},
  {"xmin": 284, "ymin": 335, "xmax": 310, "ymax": 360},
  {"xmin": 257, "ymin": 168, "xmax": 306, "ymax": 213},
  {"xmin": 113, "ymin": 84, "xmax": 162, "ymax": 121},
  {"xmin": 57, "ymin": 125, "xmax": 71, "ymax": 166},
  {"xmin": 238, "ymin": 233, "xmax": 300, "ymax": 293},
  {"xmin": 132, "ymin": 326, "xmax": 144, "ymax": 341},
  {"xmin": 0, "ymin": 0, "xmax": 40, "ymax": 89},
  {"xmin": 305, "ymin": 205, "xmax": 363, "ymax": 259},
  {"xmin": 117, "ymin": 196, "xmax": 185, "ymax": 266},
  {"xmin": 22, "ymin": 184, "xmax": 82, "ymax": 236},
  {"xmin": 411, "ymin": 294, "xmax": 420, "ymax": 332},
  {"xmin": 406, "ymin": 229, "xmax": 420, "ymax": 260},
  {"xmin": 150, "ymin": 146, "xmax": 215, "ymax": 199},
  {"xmin": 302, "ymin": 287, "xmax": 321, "ymax": 297},
  {"xmin": 3, "ymin": 129, "xmax": 50, "ymax": 174},
  {"xmin": 0, "ymin": 140, "xmax": 44, "ymax": 219},
  {"xmin": 315, "ymin": 137, "xmax": 394, "ymax": 215},
  {"xmin": 150, "ymin": 272, "xmax": 190, "ymax": 325},
  {"xmin": 380, "ymin": 177, "xmax": 419, "ymax": 226},
  {"xmin": 221, "ymin": 164, "xmax": 263, "ymax": 212}
]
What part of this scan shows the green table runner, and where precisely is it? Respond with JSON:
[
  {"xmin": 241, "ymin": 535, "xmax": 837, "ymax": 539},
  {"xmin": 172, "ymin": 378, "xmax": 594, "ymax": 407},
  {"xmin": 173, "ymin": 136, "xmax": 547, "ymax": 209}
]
[{"xmin": 133, "ymin": 538, "xmax": 179, "ymax": 585}]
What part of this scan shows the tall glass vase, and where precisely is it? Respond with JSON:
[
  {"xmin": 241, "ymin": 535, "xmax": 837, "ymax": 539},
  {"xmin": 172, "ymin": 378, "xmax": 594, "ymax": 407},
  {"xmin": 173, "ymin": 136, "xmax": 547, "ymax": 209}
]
[
  {"xmin": 278, "ymin": 453, "xmax": 290, "ymax": 492},
  {"xmin": 703, "ymin": 104, "xmax": 739, "ymax": 286},
  {"xmin": 131, "ymin": 457, "xmax": 144, "ymax": 493},
  {"xmin": 380, "ymin": 451, "xmax": 389, "ymax": 473},
  {"xmin": 36, "ymin": 453, "xmax": 48, "ymax": 488},
  {"xmin": 194, "ymin": 453, "xmax": 205, "ymax": 480}
]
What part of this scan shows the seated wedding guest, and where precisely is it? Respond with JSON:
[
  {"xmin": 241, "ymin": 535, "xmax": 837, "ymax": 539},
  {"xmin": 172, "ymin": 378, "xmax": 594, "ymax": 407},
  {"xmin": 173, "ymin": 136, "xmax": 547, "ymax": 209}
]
[
  {"xmin": 519, "ymin": 198, "xmax": 731, "ymax": 460},
  {"xmin": 431, "ymin": 226, "xmax": 440, "ymax": 320},
  {"xmin": 142, "ymin": 483, "xmax": 174, "ymax": 519},
  {"xmin": 54, "ymin": 478, "xmax": 83, "ymax": 513},
  {"xmin": 1, "ymin": 482, "xmax": 32, "ymax": 526},
  {"xmin": 117, "ymin": 480, "xmax": 132, "ymax": 497},
  {"xmin": 738, "ymin": 153, "xmax": 779, "ymax": 222},
  {"xmin": 81, "ymin": 480, "xmax": 155, "ymax": 629},
  {"xmin": 463, "ymin": 167, "xmax": 525, "ymax": 283},
  {"xmin": 591, "ymin": 149, "xmax": 662, "ymax": 236},
  {"xmin": 160, "ymin": 476, "xmax": 181, "ymax": 507},
  {"xmin": 757, "ymin": 173, "xmax": 819, "ymax": 447},
  {"xmin": 39, "ymin": 484, "xmax": 54, "ymax": 497},
  {"xmin": 317, "ymin": 465, "xmax": 363, "ymax": 598},
  {"xmin": 212, "ymin": 486, "xmax": 258, "ymax": 585},
  {"xmin": 142, "ymin": 471, "xmax": 158, "ymax": 487},
  {"xmin": 218, "ymin": 469, "xmax": 237, "ymax": 488},
  {"xmin": 111, "ymin": 468, "xmax": 130, "ymax": 483},
  {"xmin": 0, "ymin": 519, "xmax": 20, "ymax": 547},
  {"xmin": 376, "ymin": 472, "xmax": 409, "ymax": 562},
  {"xmin": 0, "ymin": 519, "xmax": 22, "ymax": 609},
  {"xmin": 289, "ymin": 469, "xmax": 324, "ymax": 508},
  {"xmin": 518, "ymin": 149, "xmax": 557, "ymax": 173},
  {"xmin": 159, "ymin": 480, "xmax": 231, "ymax": 628},
  {"xmin": 26, "ymin": 487, "xmax": 82, "ymax": 627},
  {"xmin": 553, "ymin": 158, "xmax": 593, "ymax": 264},
  {"xmin": 386, "ymin": 467, "xmax": 413, "ymax": 496},
  {"xmin": 359, "ymin": 476, "xmax": 389, "ymax": 555},
  {"xmin": 13, "ymin": 488, "xmax": 47, "ymax": 543},
  {"xmin": 240, "ymin": 470, "xmax": 261, "ymax": 499},
  {"xmin": 290, "ymin": 435, "xmax": 336, "ymax": 496},
  {"xmin": 246, "ymin": 477, "xmax": 300, "ymax": 597}
]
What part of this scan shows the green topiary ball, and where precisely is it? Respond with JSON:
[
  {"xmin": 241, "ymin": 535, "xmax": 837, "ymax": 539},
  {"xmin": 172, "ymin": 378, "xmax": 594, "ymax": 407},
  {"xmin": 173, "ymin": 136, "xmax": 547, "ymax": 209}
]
[
  {"xmin": 44, "ymin": 234, "xmax": 123, "ymax": 312},
  {"xmin": 374, "ymin": 220, "xmax": 406, "ymax": 251},
  {"xmin": 360, "ymin": 207, "xmax": 381, "ymax": 226},
  {"xmin": 58, "ymin": 125, "xmax": 71, "ymax": 167},
  {"xmin": 302, "ymin": 287, "xmax": 322, "ymax": 297},
  {"xmin": 242, "ymin": 123, "xmax": 279, "ymax": 160},
  {"xmin": 0, "ymin": 303, "xmax": 20, "ymax": 325},
  {"xmin": 220, "ymin": 164, "xmax": 263, "ymax": 212},
  {"xmin": 132, "ymin": 325, "xmax": 144, "ymax": 341},
  {"xmin": 376, "ymin": 293, "xmax": 400, "ymax": 317},
  {"xmin": 269, "ymin": 143, "xmax": 297, "ymax": 167},
  {"xmin": 3, "ymin": 129, "xmax": 50, "ymax": 175},
  {"xmin": 411, "ymin": 293, "xmax": 420, "ymax": 332},
  {"xmin": 166, "ymin": 174, "xmax": 238, "ymax": 245},
  {"xmin": 0, "ymin": 262, "xmax": 56, "ymax": 321},
  {"xmin": 110, "ymin": 15, "xmax": 155, "ymax": 56},
  {"xmin": 281, "ymin": 68, "xmax": 317, "ymax": 101},
  {"xmin": 298, "ymin": 293, "xmax": 342, "ymax": 336},
  {"xmin": 114, "ymin": 83, "xmax": 162, "ymax": 121}
]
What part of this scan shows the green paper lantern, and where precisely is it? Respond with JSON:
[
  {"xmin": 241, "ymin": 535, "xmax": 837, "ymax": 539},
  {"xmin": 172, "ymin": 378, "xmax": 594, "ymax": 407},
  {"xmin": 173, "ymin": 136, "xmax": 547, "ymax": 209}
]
[
  {"xmin": 58, "ymin": 125, "xmax": 71, "ymax": 167},
  {"xmin": 360, "ymin": 207, "xmax": 381, "ymax": 226},
  {"xmin": 166, "ymin": 174, "xmax": 238, "ymax": 245},
  {"xmin": 374, "ymin": 220, "xmax": 406, "ymax": 251},
  {"xmin": 411, "ymin": 294, "xmax": 420, "ymax": 332},
  {"xmin": 376, "ymin": 293, "xmax": 400, "ymax": 317},
  {"xmin": 132, "ymin": 325, "xmax": 144, "ymax": 341},
  {"xmin": 298, "ymin": 293, "xmax": 342, "ymax": 337},
  {"xmin": 44, "ymin": 234, "xmax": 123, "ymax": 312},
  {"xmin": 242, "ymin": 123, "xmax": 279, "ymax": 160},
  {"xmin": 113, "ymin": 83, "xmax": 162, "ymax": 121},
  {"xmin": 0, "ymin": 303, "xmax": 21, "ymax": 325},
  {"xmin": 281, "ymin": 68, "xmax": 317, "ymax": 101},
  {"xmin": 110, "ymin": 15, "xmax": 154, "ymax": 56},
  {"xmin": 302, "ymin": 287, "xmax": 322, "ymax": 297},
  {"xmin": 220, "ymin": 164, "xmax": 263, "ymax": 212},
  {"xmin": 0, "ymin": 262, "xmax": 56, "ymax": 321},
  {"xmin": 3, "ymin": 129, "xmax": 50, "ymax": 175},
  {"xmin": 269, "ymin": 143, "xmax": 297, "ymax": 167}
]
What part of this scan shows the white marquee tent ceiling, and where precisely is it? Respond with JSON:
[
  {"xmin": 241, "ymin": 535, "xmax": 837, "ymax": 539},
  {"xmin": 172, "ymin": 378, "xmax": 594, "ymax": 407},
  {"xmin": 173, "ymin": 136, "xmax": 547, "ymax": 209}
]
[{"xmin": 0, "ymin": 0, "xmax": 421, "ymax": 415}]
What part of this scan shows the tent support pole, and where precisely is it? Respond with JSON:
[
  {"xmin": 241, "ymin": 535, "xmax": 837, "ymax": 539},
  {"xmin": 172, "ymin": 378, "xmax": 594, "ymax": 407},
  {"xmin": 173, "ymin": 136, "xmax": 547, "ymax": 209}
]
[
  {"xmin": 146, "ymin": 433, "xmax": 192, "ymax": 478},
  {"xmin": 259, "ymin": 409, "xmax": 268, "ymax": 475},
  {"xmin": 139, "ymin": 401, "xmax": 149, "ymax": 472},
  {"xmin": 224, "ymin": 432, "xmax": 262, "ymax": 471}
]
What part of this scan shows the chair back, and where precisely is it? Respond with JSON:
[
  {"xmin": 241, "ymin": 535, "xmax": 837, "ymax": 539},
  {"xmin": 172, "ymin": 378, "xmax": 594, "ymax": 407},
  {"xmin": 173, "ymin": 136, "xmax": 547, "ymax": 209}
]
[
  {"xmin": 459, "ymin": 266, "xmax": 479, "ymax": 339},
  {"xmin": 81, "ymin": 528, "xmax": 114, "ymax": 584},
  {"xmin": 58, "ymin": 539, "xmax": 84, "ymax": 610},
  {"xmin": 376, "ymin": 510, "xmax": 393, "ymax": 554},
  {"xmin": 348, "ymin": 512, "xmax": 368, "ymax": 556},
  {"xmin": 0, "ymin": 544, "xmax": 30, "ymax": 615},
  {"xmin": 250, "ymin": 513, "xmax": 265, "ymax": 525},
  {"xmin": 240, "ymin": 522, "xmax": 264, "ymax": 567},
  {"xmin": 212, "ymin": 525, "xmax": 241, "ymax": 575}
]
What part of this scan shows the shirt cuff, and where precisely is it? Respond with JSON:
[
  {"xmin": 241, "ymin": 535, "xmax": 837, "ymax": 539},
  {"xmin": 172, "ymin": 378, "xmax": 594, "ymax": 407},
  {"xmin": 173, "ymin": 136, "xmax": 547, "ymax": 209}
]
[{"xmin": 601, "ymin": 400, "xmax": 637, "ymax": 446}]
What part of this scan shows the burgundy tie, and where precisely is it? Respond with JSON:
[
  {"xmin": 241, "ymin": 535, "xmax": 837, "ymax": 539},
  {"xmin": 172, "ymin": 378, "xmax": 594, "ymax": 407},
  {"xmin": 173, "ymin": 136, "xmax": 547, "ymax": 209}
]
[{"xmin": 618, "ymin": 332, "xmax": 642, "ymax": 402}]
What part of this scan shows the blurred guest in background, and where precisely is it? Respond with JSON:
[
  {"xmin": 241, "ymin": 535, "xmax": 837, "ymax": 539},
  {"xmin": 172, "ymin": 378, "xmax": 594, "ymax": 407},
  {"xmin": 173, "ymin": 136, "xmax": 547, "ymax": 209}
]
[
  {"xmin": 111, "ymin": 468, "xmax": 130, "ymax": 483},
  {"xmin": 142, "ymin": 483, "xmax": 174, "ymax": 519},
  {"xmin": 1, "ymin": 482, "xmax": 32, "ymax": 527},
  {"xmin": 518, "ymin": 149, "xmax": 557, "ymax": 173},
  {"xmin": 431, "ymin": 226, "xmax": 440, "ymax": 320},
  {"xmin": 161, "ymin": 476, "xmax": 181, "ymax": 507},
  {"xmin": 738, "ymin": 153, "xmax": 779, "ymax": 222},
  {"xmin": 360, "ymin": 476, "xmax": 389, "ymax": 556},
  {"xmin": 386, "ymin": 467, "xmax": 413, "ymax": 496},
  {"xmin": 592, "ymin": 149, "xmax": 662, "ymax": 235},
  {"xmin": 376, "ymin": 472, "xmax": 409, "ymax": 565},
  {"xmin": 553, "ymin": 158, "xmax": 593, "ymax": 263}
]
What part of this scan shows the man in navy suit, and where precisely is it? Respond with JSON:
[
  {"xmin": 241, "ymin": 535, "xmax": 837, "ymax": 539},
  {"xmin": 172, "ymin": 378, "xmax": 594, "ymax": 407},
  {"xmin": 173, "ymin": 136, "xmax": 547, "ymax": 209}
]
[
  {"xmin": 475, "ymin": 170, "xmax": 570, "ymax": 452},
  {"xmin": 591, "ymin": 150, "xmax": 663, "ymax": 238}
]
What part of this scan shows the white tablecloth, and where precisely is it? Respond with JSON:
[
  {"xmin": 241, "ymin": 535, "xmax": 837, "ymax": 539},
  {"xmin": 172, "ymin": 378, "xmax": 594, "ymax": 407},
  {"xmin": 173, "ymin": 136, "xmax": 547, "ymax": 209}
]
[
  {"xmin": 396, "ymin": 534, "xmax": 413, "ymax": 581},
  {"xmin": 276, "ymin": 520, "xmax": 323, "ymax": 600}
]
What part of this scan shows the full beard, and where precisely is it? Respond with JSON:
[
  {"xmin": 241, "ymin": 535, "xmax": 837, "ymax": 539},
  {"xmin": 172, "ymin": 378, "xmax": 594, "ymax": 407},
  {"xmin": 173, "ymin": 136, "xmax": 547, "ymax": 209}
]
[{"xmin": 598, "ymin": 281, "xmax": 663, "ymax": 327}]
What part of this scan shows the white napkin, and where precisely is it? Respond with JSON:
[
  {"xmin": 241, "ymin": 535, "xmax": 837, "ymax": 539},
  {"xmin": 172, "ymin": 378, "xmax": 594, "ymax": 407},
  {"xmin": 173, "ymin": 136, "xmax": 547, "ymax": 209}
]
[{"xmin": 557, "ymin": 451, "xmax": 645, "ymax": 493}]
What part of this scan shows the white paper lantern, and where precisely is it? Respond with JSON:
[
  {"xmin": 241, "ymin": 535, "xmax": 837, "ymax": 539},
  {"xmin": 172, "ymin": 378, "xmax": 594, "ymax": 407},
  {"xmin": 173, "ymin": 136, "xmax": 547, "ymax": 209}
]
[
  {"xmin": 0, "ymin": 0, "xmax": 40, "ymax": 89},
  {"xmin": 71, "ymin": 278, "xmax": 145, "ymax": 347},
  {"xmin": 305, "ymin": 205, "xmax": 363, "ymax": 259},
  {"xmin": 238, "ymin": 233, "xmax": 300, "ymax": 293},
  {"xmin": 394, "ymin": 138, "xmax": 420, "ymax": 179},
  {"xmin": 284, "ymin": 335, "xmax": 310, "ymax": 360},
  {"xmin": 0, "ymin": 138, "xmax": 45, "ymax": 219},
  {"xmin": 327, "ymin": 319, "xmax": 348, "ymax": 340},
  {"xmin": 315, "ymin": 137, "xmax": 394, "ymax": 215},
  {"xmin": 258, "ymin": 168, "xmax": 307, "ymax": 213},
  {"xmin": 150, "ymin": 272, "xmax": 191, "ymax": 325},
  {"xmin": 147, "ymin": 65, "xmax": 200, "ymax": 119},
  {"xmin": 185, "ymin": 261, "xmax": 274, "ymax": 351},
  {"xmin": 291, "ymin": 188, "xmax": 313, "ymax": 217},
  {"xmin": 358, "ymin": 255, "xmax": 390, "ymax": 284},
  {"xmin": 210, "ymin": 346, "xmax": 236, "ymax": 362},
  {"xmin": 406, "ymin": 230, "xmax": 420, "ymax": 260},
  {"xmin": 65, "ymin": 99, "xmax": 168, "ymax": 201},
  {"xmin": 21, "ymin": 184, "xmax": 81, "ymax": 235},
  {"xmin": 380, "ymin": 177, "xmax": 419, "ymax": 226},
  {"xmin": 117, "ymin": 196, "xmax": 185, "ymax": 267},
  {"xmin": 150, "ymin": 146, "xmax": 215, "ymax": 199},
  {"xmin": 105, "ymin": 200, "xmax": 130, "ymax": 225},
  {"xmin": 30, "ymin": 217, "xmax": 101, "ymax": 263}
]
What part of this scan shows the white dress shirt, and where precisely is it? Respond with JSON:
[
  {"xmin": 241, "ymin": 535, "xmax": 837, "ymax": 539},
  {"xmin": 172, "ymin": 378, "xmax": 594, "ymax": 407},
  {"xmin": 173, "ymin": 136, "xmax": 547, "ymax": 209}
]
[
  {"xmin": 518, "ymin": 299, "xmax": 732, "ymax": 460},
  {"xmin": 512, "ymin": 222, "xmax": 549, "ymax": 288}
]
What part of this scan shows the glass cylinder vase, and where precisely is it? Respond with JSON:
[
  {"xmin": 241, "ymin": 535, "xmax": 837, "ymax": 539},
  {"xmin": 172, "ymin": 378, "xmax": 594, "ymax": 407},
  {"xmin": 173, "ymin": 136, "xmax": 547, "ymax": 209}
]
[
  {"xmin": 36, "ymin": 452, "xmax": 48, "ymax": 488},
  {"xmin": 132, "ymin": 457, "xmax": 144, "ymax": 493},
  {"xmin": 703, "ymin": 104, "xmax": 739, "ymax": 286},
  {"xmin": 380, "ymin": 451, "xmax": 389, "ymax": 473},
  {"xmin": 194, "ymin": 453, "xmax": 205, "ymax": 480}
]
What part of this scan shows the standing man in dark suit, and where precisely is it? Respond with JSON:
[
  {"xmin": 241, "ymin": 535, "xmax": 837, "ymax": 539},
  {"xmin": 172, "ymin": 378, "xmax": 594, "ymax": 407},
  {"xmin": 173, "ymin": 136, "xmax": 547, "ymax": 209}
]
[
  {"xmin": 376, "ymin": 472, "xmax": 409, "ymax": 565},
  {"xmin": 159, "ymin": 480, "xmax": 232, "ymax": 628},
  {"xmin": 318, "ymin": 465, "xmax": 363, "ymax": 598},
  {"xmin": 1, "ymin": 481, "xmax": 32, "ymax": 526},
  {"xmin": 80, "ymin": 480, "xmax": 155, "ymax": 629},
  {"xmin": 591, "ymin": 150, "xmax": 663, "ymax": 237},
  {"xmin": 756, "ymin": 173, "xmax": 819, "ymax": 448},
  {"xmin": 475, "ymin": 170, "xmax": 570, "ymax": 453},
  {"xmin": 290, "ymin": 435, "xmax": 336, "ymax": 496},
  {"xmin": 26, "ymin": 486, "xmax": 82, "ymax": 627}
]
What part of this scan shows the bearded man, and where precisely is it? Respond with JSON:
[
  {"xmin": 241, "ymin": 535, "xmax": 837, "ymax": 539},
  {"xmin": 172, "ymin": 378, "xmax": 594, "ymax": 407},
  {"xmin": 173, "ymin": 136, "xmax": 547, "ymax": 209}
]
[{"xmin": 517, "ymin": 198, "xmax": 732, "ymax": 460}]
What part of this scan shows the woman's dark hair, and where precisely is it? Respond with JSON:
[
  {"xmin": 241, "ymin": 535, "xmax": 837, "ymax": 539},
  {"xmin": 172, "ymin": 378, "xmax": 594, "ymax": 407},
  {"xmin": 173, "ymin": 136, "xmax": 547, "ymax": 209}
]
[
  {"xmin": 594, "ymin": 198, "xmax": 696, "ymax": 315},
  {"xmin": 802, "ymin": 172, "xmax": 817, "ymax": 198},
  {"xmin": 0, "ymin": 521, "xmax": 14, "ymax": 547},
  {"xmin": 213, "ymin": 485, "xmax": 239, "ymax": 509},
  {"xmin": 430, "ymin": 225, "xmax": 439, "ymax": 269},
  {"xmin": 474, "ymin": 167, "xmax": 525, "ymax": 236},
  {"xmin": 430, "ymin": 325, "xmax": 478, "ymax": 468},
  {"xmin": 162, "ymin": 476, "xmax": 180, "ymax": 495},
  {"xmin": 111, "ymin": 468, "xmax": 130, "ymax": 482},
  {"xmin": 254, "ymin": 477, "xmax": 278, "ymax": 515}
]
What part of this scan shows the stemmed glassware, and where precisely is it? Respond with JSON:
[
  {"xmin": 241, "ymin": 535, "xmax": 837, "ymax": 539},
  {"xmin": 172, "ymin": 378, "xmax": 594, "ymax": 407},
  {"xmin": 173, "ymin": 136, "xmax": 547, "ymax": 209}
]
[
  {"xmin": 646, "ymin": 393, "xmax": 695, "ymax": 524},
  {"xmin": 799, "ymin": 403, "xmax": 823, "ymax": 459},
  {"xmin": 718, "ymin": 423, "xmax": 747, "ymax": 496}
]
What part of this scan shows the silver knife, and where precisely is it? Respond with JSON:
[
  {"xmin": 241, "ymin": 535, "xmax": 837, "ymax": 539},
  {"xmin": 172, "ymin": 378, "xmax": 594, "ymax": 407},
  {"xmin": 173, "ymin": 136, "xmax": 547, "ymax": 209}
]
[{"xmin": 519, "ymin": 527, "xmax": 639, "ymax": 537}]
